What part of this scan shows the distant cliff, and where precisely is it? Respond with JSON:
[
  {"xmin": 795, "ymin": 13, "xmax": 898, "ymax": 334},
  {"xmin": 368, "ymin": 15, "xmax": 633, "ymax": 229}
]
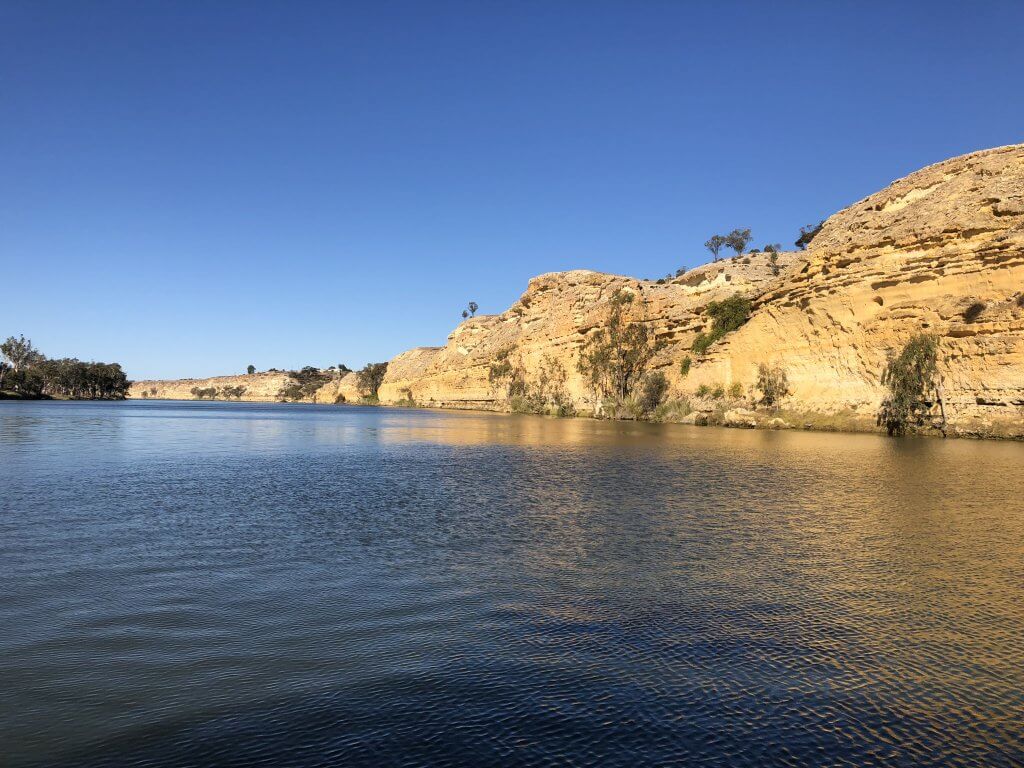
[
  {"xmin": 131, "ymin": 145, "xmax": 1024, "ymax": 439},
  {"xmin": 130, "ymin": 372, "xmax": 293, "ymax": 402},
  {"xmin": 129, "ymin": 369, "xmax": 365, "ymax": 404}
]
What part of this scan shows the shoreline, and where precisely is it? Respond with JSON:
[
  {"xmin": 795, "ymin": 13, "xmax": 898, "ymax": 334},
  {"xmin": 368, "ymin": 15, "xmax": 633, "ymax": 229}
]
[{"xmin": 105, "ymin": 394, "xmax": 1024, "ymax": 441}]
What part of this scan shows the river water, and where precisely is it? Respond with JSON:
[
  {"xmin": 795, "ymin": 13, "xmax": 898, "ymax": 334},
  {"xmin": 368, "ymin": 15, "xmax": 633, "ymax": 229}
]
[{"xmin": 2, "ymin": 400, "xmax": 1022, "ymax": 766}]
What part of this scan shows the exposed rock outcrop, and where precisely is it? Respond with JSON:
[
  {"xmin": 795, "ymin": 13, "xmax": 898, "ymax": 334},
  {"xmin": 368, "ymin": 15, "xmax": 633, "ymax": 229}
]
[
  {"xmin": 131, "ymin": 145, "xmax": 1024, "ymax": 438},
  {"xmin": 379, "ymin": 254, "xmax": 799, "ymax": 409},
  {"xmin": 312, "ymin": 372, "xmax": 363, "ymax": 404},
  {"xmin": 684, "ymin": 144, "xmax": 1024, "ymax": 437},
  {"xmin": 376, "ymin": 144, "xmax": 1024, "ymax": 438},
  {"xmin": 130, "ymin": 372, "xmax": 293, "ymax": 402}
]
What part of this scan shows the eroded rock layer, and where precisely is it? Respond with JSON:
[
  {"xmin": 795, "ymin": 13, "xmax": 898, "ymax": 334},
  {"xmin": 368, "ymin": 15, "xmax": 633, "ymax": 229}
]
[
  {"xmin": 130, "ymin": 145, "xmax": 1024, "ymax": 438},
  {"xmin": 686, "ymin": 144, "xmax": 1024, "ymax": 436},
  {"xmin": 130, "ymin": 372, "xmax": 293, "ymax": 402},
  {"xmin": 377, "ymin": 144, "xmax": 1024, "ymax": 437}
]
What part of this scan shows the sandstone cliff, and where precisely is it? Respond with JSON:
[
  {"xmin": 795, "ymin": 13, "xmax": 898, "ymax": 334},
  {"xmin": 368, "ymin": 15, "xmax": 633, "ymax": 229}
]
[
  {"xmin": 312, "ymin": 371, "xmax": 364, "ymax": 404},
  {"xmin": 378, "ymin": 254, "xmax": 799, "ymax": 409},
  {"xmin": 684, "ymin": 144, "xmax": 1024, "ymax": 437},
  {"xmin": 130, "ymin": 372, "xmax": 294, "ymax": 402},
  {"xmin": 375, "ymin": 144, "xmax": 1024, "ymax": 438},
  {"xmin": 131, "ymin": 145, "xmax": 1024, "ymax": 438},
  {"xmin": 130, "ymin": 369, "xmax": 365, "ymax": 404}
]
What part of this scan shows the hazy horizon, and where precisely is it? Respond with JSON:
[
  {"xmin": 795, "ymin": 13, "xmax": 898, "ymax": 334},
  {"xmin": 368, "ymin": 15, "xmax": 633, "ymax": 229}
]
[{"xmin": 3, "ymin": 1, "xmax": 1023, "ymax": 379}]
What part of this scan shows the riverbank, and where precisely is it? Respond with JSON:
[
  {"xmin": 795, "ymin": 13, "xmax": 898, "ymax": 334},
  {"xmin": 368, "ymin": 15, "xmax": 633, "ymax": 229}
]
[
  {"xmin": 117, "ymin": 390, "xmax": 1024, "ymax": 441},
  {"xmin": 0, "ymin": 390, "xmax": 48, "ymax": 400},
  {"xmin": 125, "ymin": 145, "xmax": 1024, "ymax": 441}
]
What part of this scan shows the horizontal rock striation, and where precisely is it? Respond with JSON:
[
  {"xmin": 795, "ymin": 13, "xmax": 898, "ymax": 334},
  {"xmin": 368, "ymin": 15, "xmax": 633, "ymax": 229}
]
[
  {"xmin": 130, "ymin": 372, "xmax": 294, "ymax": 402},
  {"xmin": 686, "ymin": 144, "xmax": 1024, "ymax": 437},
  {"xmin": 378, "ymin": 255, "xmax": 799, "ymax": 410},
  {"xmin": 132, "ymin": 145, "xmax": 1024, "ymax": 438},
  {"xmin": 376, "ymin": 144, "xmax": 1024, "ymax": 438}
]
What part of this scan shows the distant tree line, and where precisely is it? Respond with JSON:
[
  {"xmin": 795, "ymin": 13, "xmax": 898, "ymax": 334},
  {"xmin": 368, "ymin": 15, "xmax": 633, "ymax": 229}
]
[
  {"xmin": 190, "ymin": 385, "xmax": 247, "ymax": 400},
  {"xmin": 1, "ymin": 335, "xmax": 129, "ymax": 400}
]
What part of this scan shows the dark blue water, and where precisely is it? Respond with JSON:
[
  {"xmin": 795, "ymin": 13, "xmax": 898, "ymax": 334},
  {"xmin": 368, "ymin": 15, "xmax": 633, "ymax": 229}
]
[{"xmin": 2, "ymin": 400, "xmax": 1023, "ymax": 767}]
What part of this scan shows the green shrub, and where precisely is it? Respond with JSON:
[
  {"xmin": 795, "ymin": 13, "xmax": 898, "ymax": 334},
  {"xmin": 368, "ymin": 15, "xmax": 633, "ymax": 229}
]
[
  {"xmin": 652, "ymin": 398, "xmax": 692, "ymax": 422},
  {"xmin": 679, "ymin": 356, "xmax": 692, "ymax": 377},
  {"xmin": 728, "ymin": 382, "xmax": 743, "ymax": 399},
  {"xmin": 356, "ymin": 362, "xmax": 388, "ymax": 399},
  {"xmin": 509, "ymin": 394, "xmax": 542, "ymax": 414},
  {"xmin": 692, "ymin": 333, "xmax": 713, "ymax": 356},
  {"xmin": 707, "ymin": 294, "xmax": 753, "ymax": 335},
  {"xmin": 691, "ymin": 294, "xmax": 752, "ymax": 356},
  {"xmin": 695, "ymin": 384, "xmax": 711, "ymax": 398},
  {"xmin": 638, "ymin": 371, "xmax": 669, "ymax": 414},
  {"xmin": 878, "ymin": 334, "xmax": 939, "ymax": 436},
  {"xmin": 756, "ymin": 364, "xmax": 790, "ymax": 406},
  {"xmin": 554, "ymin": 402, "xmax": 577, "ymax": 418},
  {"xmin": 711, "ymin": 384, "xmax": 725, "ymax": 399}
]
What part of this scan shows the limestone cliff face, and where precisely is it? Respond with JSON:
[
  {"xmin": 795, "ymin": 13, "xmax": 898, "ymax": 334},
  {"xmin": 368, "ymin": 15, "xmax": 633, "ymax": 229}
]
[
  {"xmin": 133, "ymin": 145, "xmax": 1024, "ymax": 438},
  {"xmin": 685, "ymin": 144, "xmax": 1024, "ymax": 436},
  {"xmin": 312, "ymin": 372, "xmax": 363, "ymax": 404},
  {"xmin": 130, "ymin": 372, "xmax": 294, "ymax": 402},
  {"xmin": 377, "ymin": 254, "xmax": 799, "ymax": 409},
  {"xmin": 377, "ymin": 144, "xmax": 1024, "ymax": 437}
]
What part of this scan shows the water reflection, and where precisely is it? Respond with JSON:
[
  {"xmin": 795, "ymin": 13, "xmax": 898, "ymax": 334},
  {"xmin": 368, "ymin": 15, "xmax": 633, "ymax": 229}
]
[{"xmin": 1, "ymin": 400, "xmax": 1022, "ymax": 767}]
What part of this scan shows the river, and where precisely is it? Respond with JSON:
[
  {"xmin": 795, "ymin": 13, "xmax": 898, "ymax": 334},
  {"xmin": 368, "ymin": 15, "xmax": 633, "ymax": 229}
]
[{"xmin": 2, "ymin": 400, "xmax": 1022, "ymax": 766}]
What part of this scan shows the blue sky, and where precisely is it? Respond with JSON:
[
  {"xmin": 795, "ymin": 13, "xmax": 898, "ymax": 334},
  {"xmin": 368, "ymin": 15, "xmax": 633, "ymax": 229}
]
[{"xmin": 2, "ymin": 1, "xmax": 1022, "ymax": 379}]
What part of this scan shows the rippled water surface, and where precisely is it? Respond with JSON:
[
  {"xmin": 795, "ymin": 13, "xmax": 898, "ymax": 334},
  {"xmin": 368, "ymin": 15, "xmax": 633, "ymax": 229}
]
[{"xmin": 2, "ymin": 400, "xmax": 1023, "ymax": 767}]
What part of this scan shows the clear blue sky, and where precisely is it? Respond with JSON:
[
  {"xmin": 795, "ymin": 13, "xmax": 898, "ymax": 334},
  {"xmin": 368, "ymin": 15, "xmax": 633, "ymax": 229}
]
[{"xmin": 2, "ymin": 1, "xmax": 1022, "ymax": 380}]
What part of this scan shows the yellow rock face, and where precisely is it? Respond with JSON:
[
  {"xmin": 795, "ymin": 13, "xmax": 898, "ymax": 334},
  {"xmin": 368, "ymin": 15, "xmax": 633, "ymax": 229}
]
[
  {"xmin": 312, "ymin": 371, "xmax": 363, "ymax": 404},
  {"xmin": 378, "ymin": 256, "xmax": 799, "ymax": 410},
  {"xmin": 129, "ymin": 371, "xmax": 294, "ymax": 402},
  {"xmin": 132, "ymin": 145, "xmax": 1024, "ymax": 438},
  {"xmin": 687, "ymin": 144, "xmax": 1024, "ymax": 436},
  {"xmin": 378, "ymin": 144, "xmax": 1024, "ymax": 437}
]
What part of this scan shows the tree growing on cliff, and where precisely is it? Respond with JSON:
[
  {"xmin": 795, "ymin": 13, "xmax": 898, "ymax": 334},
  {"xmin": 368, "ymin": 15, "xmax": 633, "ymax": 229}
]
[
  {"xmin": 878, "ymin": 334, "xmax": 940, "ymax": 436},
  {"xmin": 704, "ymin": 235, "xmax": 726, "ymax": 262},
  {"xmin": 577, "ymin": 289, "xmax": 661, "ymax": 402},
  {"xmin": 725, "ymin": 228, "xmax": 752, "ymax": 258},
  {"xmin": 468, "ymin": 301, "xmax": 478, "ymax": 317},
  {"xmin": 247, "ymin": 364, "xmax": 256, "ymax": 375},
  {"xmin": 356, "ymin": 362, "xmax": 388, "ymax": 400},
  {"xmin": 638, "ymin": 371, "xmax": 669, "ymax": 414},
  {"xmin": 795, "ymin": 221, "xmax": 825, "ymax": 250},
  {"xmin": 279, "ymin": 366, "xmax": 332, "ymax": 401},
  {"xmin": 691, "ymin": 293, "xmax": 753, "ymax": 356},
  {"xmin": 534, "ymin": 354, "xmax": 571, "ymax": 413},
  {"xmin": 755, "ymin": 364, "xmax": 789, "ymax": 407},
  {"xmin": 488, "ymin": 349, "xmax": 527, "ymax": 399}
]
